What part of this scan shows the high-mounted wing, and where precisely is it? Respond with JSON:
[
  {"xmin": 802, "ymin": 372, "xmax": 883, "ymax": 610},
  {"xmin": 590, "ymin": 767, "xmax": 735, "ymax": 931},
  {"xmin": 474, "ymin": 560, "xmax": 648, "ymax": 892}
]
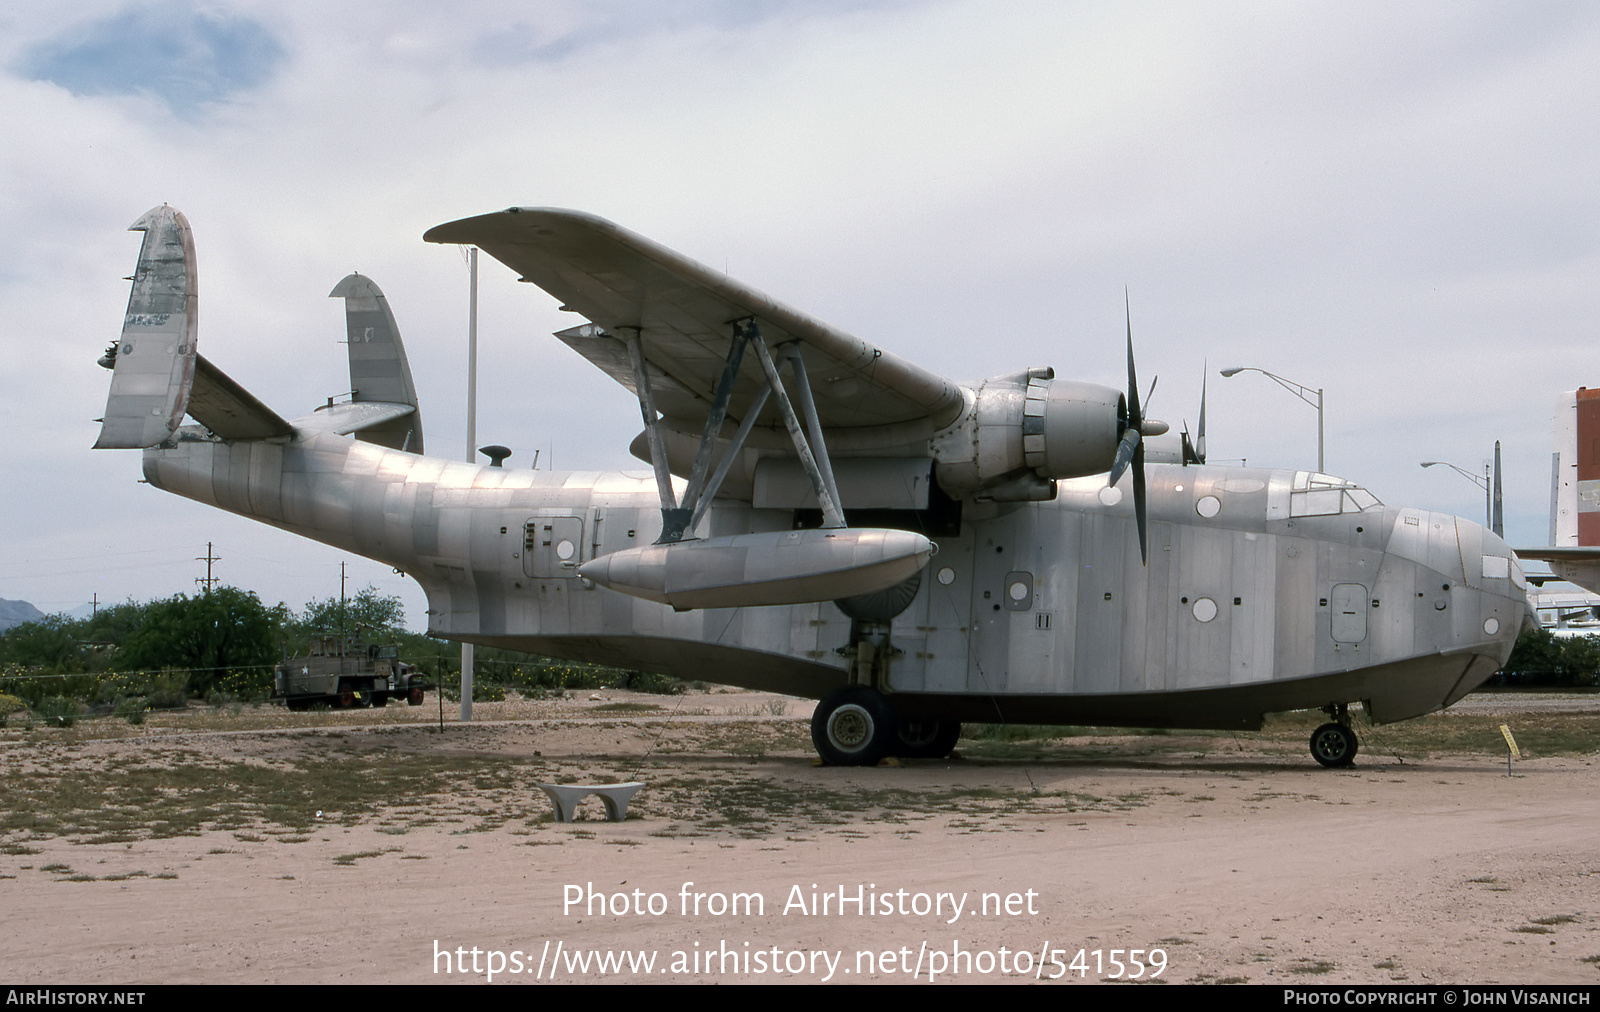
[{"xmin": 422, "ymin": 208, "xmax": 965, "ymax": 437}]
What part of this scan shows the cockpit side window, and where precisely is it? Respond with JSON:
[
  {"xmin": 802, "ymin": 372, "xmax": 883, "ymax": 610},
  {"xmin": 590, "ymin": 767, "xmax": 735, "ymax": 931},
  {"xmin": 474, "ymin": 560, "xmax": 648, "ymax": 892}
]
[{"xmin": 1289, "ymin": 472, "xmax": 1384, "ymax": 516}]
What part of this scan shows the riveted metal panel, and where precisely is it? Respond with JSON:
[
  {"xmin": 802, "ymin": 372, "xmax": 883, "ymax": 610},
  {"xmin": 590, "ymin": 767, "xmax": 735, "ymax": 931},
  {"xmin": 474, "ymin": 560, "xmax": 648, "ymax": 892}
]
[
  {"xmin": 1074, "ymin": 511, "xmax": 1129, "ymax": 695},
  {"xmin": 1228, "ymin": 532, "xmax": 1276, "ymax": 684}
]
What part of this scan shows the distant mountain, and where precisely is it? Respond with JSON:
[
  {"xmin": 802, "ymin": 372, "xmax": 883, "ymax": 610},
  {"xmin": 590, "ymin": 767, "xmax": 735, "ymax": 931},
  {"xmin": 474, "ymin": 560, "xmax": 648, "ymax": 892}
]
[{"xmin": 0, "ymin": 599, "xmax": 47, "ymax": 633}]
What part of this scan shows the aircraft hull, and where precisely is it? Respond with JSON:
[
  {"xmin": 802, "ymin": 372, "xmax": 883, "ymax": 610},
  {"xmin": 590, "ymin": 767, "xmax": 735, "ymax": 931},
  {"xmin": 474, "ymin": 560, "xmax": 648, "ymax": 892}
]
[{"xmin": 142, "ymin": 431, "xmax": 1530, "ymax": 728}]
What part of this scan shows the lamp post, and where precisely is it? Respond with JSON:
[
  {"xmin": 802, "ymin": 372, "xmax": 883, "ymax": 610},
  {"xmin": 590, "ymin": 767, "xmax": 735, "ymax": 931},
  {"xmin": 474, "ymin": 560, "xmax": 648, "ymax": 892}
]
[
  {"xmin": 1220, "ymin": 367, "xmax": 1324, "ymax": 473},
  {"xmin": 1421, "ymin": 443, "xmax": 1502, "ymax": 537},
  {"xmin": 462, "ymin": 246, "xmax": 478, "ymax": 722}
]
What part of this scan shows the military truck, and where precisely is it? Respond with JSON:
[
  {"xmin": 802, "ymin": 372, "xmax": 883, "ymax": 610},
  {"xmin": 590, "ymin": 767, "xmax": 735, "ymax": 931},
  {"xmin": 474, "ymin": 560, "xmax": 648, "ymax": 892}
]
[{"xmin": 273, "ymin": 636, "xmax": 430, "ymax": 710}]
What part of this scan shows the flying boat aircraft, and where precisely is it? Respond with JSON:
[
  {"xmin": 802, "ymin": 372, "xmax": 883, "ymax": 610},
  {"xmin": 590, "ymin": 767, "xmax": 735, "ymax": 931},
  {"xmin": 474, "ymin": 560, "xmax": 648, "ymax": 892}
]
[{"xmin": 95, "ymin": 205, "xmax": 1532, "ymax": 767}]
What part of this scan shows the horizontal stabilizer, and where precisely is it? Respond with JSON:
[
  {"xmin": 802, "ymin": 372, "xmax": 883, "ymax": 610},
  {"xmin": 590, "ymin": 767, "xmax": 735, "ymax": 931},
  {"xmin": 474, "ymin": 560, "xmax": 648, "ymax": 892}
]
[
  {"xmin": 94, "ymin": 206, "xmax": 199, "ymax": 449},
  {"xmin": 292, "ymin": 399, "xmax": 416, "ymax": 438},
  {"xmin": 578, "ymin": 528, "xmax": 933, "ymax": 611},
  {"xmin": 329, "ymin": 274, "xmax": 424, "ymax": 454},
  {"xmin": 188, "ymin": 354, "xmax": 294, "ymax": 440}
]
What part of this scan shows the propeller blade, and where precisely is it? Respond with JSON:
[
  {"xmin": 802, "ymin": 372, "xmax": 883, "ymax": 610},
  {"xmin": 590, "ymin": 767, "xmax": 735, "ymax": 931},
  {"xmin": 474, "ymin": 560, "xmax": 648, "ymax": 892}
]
[
  {"xmin": 1125, "ymin": 294, "xmax": 1141, "ymax": 428},
  {"xmin": 1108, "ymin": 427, "xmax": 1140, "ymax": 487},
  {"xmin": 1133, "ymin": 437, "xmax": 1148, "ymax": 563},
  {"xmin": 1196, "ymin": 370, "xmax": 1207, "ymax": 463}
]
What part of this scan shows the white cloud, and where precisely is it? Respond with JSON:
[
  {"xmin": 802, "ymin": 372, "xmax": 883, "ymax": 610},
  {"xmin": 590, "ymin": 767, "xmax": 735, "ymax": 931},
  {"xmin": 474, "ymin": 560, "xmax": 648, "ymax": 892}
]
[{"xmin": 3, "ymin": 0, "xmax": 1598, "ymax": 617}]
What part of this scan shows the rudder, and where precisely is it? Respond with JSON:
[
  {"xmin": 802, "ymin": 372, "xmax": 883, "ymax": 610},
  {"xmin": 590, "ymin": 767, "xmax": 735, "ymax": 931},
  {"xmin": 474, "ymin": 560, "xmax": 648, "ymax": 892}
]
[
  {"xmin": 94, "ymin": 206, "xmax": 197, "ymax": 448},
  {"xmin": 330, "ymin": 273, "xmax": 424, "ymax": 454}
]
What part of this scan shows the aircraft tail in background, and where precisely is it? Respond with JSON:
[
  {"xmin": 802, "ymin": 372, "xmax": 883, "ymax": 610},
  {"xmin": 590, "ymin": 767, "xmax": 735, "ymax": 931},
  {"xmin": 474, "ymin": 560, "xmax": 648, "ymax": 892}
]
[{"xmin": 1518, "ymin": 388, "xmax": 1600, "ymax": 595}]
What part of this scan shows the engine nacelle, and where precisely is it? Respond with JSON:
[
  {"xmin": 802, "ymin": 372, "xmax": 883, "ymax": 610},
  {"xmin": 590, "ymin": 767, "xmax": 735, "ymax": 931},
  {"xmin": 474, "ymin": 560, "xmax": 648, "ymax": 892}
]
[{"xmin": 932, "ymin": 367, "xmax": 1123, "ymax": 500}]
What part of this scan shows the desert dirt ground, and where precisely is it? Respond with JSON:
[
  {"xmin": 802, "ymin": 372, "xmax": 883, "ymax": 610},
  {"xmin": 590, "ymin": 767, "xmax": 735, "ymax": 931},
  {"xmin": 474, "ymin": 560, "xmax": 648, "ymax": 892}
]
[{"xmin": 2, "ymin": 689, "xmax": 1599, "ymax": 985}]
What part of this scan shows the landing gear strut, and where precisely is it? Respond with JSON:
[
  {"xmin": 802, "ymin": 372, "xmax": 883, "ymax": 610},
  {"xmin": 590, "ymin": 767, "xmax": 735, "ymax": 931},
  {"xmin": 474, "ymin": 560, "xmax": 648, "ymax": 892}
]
[{"xmin": 1310, "ymin": 703, "xmax": 1358, "ymax": 767}]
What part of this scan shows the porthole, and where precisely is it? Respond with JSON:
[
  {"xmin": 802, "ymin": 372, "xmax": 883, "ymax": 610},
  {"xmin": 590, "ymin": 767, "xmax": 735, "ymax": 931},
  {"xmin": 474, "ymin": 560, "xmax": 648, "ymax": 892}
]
[
  {"xmin": 1484, "ymin": 617, "xmax": 1500, "ymax": 635},
  {"xmin": 555, "ymin": 539, "xmax": 576, "ymax": 561},
  {"xmin": 1192, "ymin": 597, "xmax": 1218, "ymax": 622},
  {"xmin": 1196, "ymin": 495, "xmax": 1221, "ymax": 518},
  {"xmin": 1098, "ymin": 486, "xmax": 1122, "ymax": 506},
  {"xmin": 936, "ymin": 567, "xmax": 956, "ymax": 586}
]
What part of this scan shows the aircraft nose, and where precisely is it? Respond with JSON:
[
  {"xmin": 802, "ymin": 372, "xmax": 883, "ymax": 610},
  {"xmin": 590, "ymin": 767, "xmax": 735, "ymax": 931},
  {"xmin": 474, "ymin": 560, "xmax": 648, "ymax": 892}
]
[
  {"xmin": 1472, "ymin": 524, "xmax": 1532, "ymax": 658},
  {"xmin": 1385, "ymin": 509, "xmax": 1526, "ymax": 663}
]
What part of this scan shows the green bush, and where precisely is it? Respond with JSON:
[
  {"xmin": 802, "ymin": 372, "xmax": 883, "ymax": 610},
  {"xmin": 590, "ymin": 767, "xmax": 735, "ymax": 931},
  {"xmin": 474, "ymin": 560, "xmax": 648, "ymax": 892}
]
[
  {"xmin": 33, "ymin": 696, "xmax": 81, "ymax": 728},
  {"xmin": 113, "ymin": 697, "xmax": 147, "ymax": 725},
  {"xmin": 1497, "ymin": 629, "xmax": 1600, "ymax": 687}
]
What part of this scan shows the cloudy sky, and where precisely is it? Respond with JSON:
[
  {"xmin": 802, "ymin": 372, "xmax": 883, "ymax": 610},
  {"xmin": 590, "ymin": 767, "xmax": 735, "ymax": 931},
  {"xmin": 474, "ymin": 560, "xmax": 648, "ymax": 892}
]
[{"xmin": 2, "ymin": 1, "xmax": 1596, "ymax": 627}]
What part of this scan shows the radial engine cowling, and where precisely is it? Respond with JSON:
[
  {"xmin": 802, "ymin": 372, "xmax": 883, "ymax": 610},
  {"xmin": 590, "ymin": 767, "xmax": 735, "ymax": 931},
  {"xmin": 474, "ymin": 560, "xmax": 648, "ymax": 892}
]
[{"xmin": 934, "ymin": 368, "xmax": 1124, "ymax": 500}]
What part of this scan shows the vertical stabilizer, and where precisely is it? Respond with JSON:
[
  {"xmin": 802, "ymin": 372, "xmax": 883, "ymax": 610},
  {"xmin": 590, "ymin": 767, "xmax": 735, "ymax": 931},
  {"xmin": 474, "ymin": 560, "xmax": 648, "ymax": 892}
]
[
  {"xmin": 329, "ymin": 274, "xmax": 424, "ymax": 454},
  {"xmin": 1550, "ymin": 451, "xmax": 1561, "ymax": 545},
  {"xmin": 1554, "ymin": 387, "xmax": 1600, "ymax": 546},
  {"xmin": 1554, "ymin": 389, "xmax": 1579, "ymax": 545},
  {"xmin": 1492, "ymin": 440, "xmax": 1503, "ymax": 537},
  {"xmin": 94, "ymin": 206, "xmax": 198, "ymax": 448}
]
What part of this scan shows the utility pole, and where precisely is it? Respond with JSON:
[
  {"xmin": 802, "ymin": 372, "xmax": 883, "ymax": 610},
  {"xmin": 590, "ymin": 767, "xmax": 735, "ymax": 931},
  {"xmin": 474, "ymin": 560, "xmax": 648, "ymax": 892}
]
[
  {"xmin": 339, "ymin": 560, "xmax": 347, "ymax": 648},
  {"xmin": 195, "ymin": 542, "xmax": 220, "ymax": 593}
]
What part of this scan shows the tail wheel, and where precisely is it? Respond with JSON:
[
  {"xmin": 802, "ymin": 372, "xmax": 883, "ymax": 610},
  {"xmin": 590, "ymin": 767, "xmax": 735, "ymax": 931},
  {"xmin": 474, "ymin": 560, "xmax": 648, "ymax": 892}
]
[
  {"xmin": 1310, "ymin": 722, "xmax": 1358, "ymax": 767},
  {"xmin": 895, "ymin": 719, "xmax": 962, "ymax": 759},
  {"xmin": 812, "ymin": 687, "xmax": 895, "ymax": 766}
]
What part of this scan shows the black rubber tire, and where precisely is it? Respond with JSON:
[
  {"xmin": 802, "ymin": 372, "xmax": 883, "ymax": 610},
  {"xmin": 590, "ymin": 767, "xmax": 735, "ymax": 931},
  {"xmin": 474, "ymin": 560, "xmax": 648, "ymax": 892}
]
[
  {"xmin": 338, "ymin": 684, "xmax": 356, "ymax": 709},
  {"xmin": 811, "ymin": 686, "xmax": 896, "ymax": 766},
  {"xmin": 895, "ymin": 719, "xmax": 962, "ymax": 759},
  {"xmin": 407, "ymin": 687, "xmax": 425, "ymax": 706},
  {"xmin": 1310, "ymin": 722, "xmax": 1358, "ymax": 767}
]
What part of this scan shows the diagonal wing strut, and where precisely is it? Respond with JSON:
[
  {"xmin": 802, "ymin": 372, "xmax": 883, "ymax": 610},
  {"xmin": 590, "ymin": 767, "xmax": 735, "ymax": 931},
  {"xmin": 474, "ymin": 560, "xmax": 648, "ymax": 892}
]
[{"xmin": 629, "ymin": 318, "xmax": 847, "ymax": 543}]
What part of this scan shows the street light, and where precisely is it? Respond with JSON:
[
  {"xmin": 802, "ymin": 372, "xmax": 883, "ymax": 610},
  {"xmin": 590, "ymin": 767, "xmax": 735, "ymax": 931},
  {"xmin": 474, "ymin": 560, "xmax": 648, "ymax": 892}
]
[
  {"xmin": 1219, "ymin": 367, "xmax": 1324, "ymax": 472},
  {"xmin": 1421, "ymin": 442, "xmax": 1503, "ymax": 536}
]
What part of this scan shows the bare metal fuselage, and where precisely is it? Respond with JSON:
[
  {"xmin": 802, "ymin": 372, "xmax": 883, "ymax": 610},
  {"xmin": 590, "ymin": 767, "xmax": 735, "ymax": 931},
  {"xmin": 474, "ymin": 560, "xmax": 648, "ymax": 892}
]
[{"xmin": 143, "ymin": 427, "xmax": 1529, "ymax": 730}]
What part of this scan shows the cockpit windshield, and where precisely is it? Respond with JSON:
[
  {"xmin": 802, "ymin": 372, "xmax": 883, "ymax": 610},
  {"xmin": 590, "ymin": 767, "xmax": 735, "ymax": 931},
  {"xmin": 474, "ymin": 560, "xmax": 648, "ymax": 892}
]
[{"xmin": 1290, "ymin": 472, "xmax": 1384, "ymax": 517}]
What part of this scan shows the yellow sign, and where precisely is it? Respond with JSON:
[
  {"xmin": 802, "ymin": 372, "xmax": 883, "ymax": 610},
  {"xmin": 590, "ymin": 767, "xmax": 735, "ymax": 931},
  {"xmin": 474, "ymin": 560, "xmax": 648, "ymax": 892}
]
[{"xmin": 1499, "ymin": 724, "xmax": 1520, "ymax": 759}]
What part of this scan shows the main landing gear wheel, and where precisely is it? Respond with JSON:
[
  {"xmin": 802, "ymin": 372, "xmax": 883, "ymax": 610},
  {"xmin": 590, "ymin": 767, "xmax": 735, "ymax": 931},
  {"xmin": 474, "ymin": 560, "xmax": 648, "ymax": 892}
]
[
  {"xmin": 812, "ymin": 686, "xmax": 896, "ymax": 766},
  {"xmin": 1310, "ymin": 722, "xmax": 1358, "ymax": 767},
  {"xmin": 895, "ymin": 719, "xmax": 962, "ymax": 759},
  {"xmin": 407, "ymin": 687, "xmax": 425, "ymax": 706}
]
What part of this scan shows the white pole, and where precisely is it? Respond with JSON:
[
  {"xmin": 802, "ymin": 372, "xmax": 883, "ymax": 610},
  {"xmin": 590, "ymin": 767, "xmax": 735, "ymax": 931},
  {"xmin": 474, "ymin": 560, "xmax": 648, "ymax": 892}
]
[{"xmin": 461, "ymin": 247, "xmax": 477, "ymax": 721}]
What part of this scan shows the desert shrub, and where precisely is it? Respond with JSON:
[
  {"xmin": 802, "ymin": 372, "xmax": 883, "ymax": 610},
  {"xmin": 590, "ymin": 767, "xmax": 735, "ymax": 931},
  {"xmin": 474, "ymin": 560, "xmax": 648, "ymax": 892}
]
[
  {"xmin": 113, "ymin": 697, "xmax": 147, "ymax": 725},
  {"xmin": 32, "ymin": 696, "xmax": 81, "ymax": 727}
]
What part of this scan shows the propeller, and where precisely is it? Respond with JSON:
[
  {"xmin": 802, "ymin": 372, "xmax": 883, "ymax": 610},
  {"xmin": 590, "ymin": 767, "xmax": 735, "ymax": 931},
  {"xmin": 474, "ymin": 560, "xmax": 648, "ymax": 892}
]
[
  {"xmin": 1107, "ymin": 295, "xmax": 1166, "ymax": 564},
  {"xmin": 1181, "ymin": 369, "xmax": 1207, "ymax": 466}
]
